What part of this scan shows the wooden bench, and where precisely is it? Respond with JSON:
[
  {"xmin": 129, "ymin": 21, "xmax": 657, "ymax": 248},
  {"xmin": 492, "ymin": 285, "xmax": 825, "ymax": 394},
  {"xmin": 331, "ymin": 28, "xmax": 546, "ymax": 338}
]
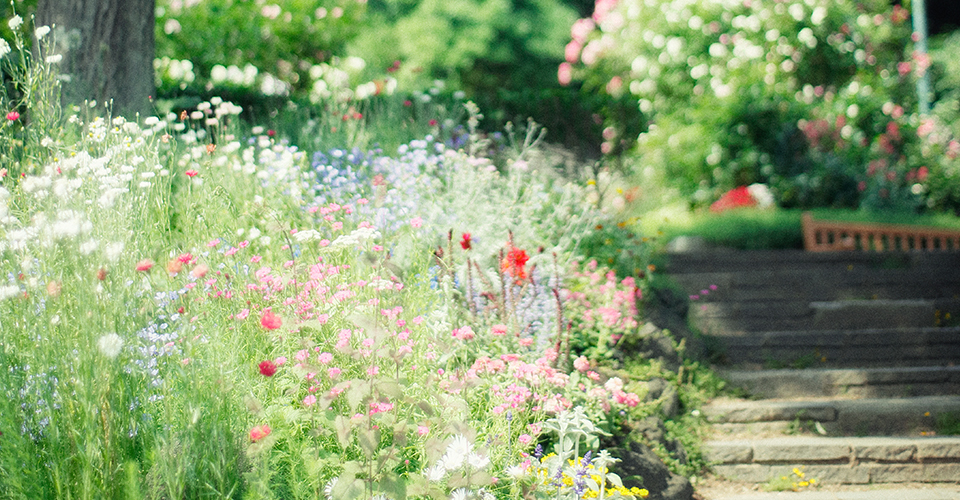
[{"xmin": 802, "ymin": 211, "xmax": 960, "ymax": 252}]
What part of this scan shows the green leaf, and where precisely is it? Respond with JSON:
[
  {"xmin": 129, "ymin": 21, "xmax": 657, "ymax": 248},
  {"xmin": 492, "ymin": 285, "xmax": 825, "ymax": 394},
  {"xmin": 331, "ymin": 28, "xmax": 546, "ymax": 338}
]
[
  {"xmin": 358, "ymin": 426, "xmax": 381, "ymax": 459},
  {"xmin": 378, "ymin": 471, "xmax": 407, "ymax": 500},
  {"xmin": 334, "ymin": 415, "xmax": 352, "ymax": 449},
  {"xmin": 331, "ymin": 475, "xmax": 365, "ymax": 500},
  {"xmin": 377, "ymin": 380, "xmax": 403, "ymax": 399}
]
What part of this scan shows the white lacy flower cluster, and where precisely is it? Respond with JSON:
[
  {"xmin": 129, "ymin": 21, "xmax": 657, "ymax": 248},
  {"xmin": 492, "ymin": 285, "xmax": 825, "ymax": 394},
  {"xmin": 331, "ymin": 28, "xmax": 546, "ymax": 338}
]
[{"xmin": 424, "ymin": 434, "xmax": 491, "ymax": 481}]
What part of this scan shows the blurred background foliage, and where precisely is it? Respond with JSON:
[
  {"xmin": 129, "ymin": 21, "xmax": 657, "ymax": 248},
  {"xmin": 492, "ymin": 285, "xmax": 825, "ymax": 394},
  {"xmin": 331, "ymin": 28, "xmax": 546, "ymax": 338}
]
[{"xmin": 4, "ymin": 0, "xmax": 960, "ymax": 216}]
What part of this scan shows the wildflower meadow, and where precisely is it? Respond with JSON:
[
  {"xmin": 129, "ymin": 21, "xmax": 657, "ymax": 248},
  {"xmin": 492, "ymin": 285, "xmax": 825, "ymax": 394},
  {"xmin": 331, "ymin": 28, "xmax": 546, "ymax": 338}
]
[{"xmin": 0, "ymin": 10, "xmax": 724, "ymax": 499}]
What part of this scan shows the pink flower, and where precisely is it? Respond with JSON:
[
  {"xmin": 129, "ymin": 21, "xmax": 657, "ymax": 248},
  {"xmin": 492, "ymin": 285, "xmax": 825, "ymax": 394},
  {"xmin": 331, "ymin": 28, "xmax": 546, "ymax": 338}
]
[
  {"xmin": 135, "ymin": 259, "xmax": 154, "ymax": 272},
  {"xmin": 185, "ymin": 169, "xmax": 199, "ymax": 177},
  {"xmin": 518, "ymin": 338, "xmax": 533, "ymax": 347},
  {"xmin": 565, "ymin": 40, "xmax": 582, "ymax": 63},
  {"xmin": 318, "ymin": 352, "xmax": 333, "ymax": 364},
  {"xmin": 260, "ymin": 309, "xmax": 282, "ymax": 330},
  {"xmin": 249, "ymin": 424, "xmax": 271, "ymax": 442},
  {"xmin": 518, "ymin": 434, "xmax": 533, "ymax": 446},
  {"xmin": 491, "ymin": 324, "xmax": 507, "ymax": 336},
  {"xmin": 558, "ymin": 62, "xmax": 573, "ymax": 86},
  {"xmin": 452, "ymin": 326, "xmax": 475, "ymax": 341},
  {"xmin": 235, "ymin": 308, "xmax": 250, "ymax": 320},
  {"xmin": 570, "ymin": 18, "xmax": 595, "ymax": 43},
  {"xmin": 897, "ymin": 61, "xmax": 912, "ymax": 77},
  {"xmin": 327, "ymin": 367, "xmax": 341, "ymax": 379},
  {"xmin": 303, "ymin": 395, "xmax": 316, "ymax": 407},
  {"xmin": 6, "ymin": 111, "xmax": 19, "ymax": 121},
  {"xmin": 417, "ymin": 425, "xmax": 430, "ymax": 437},
  {"xmin": 274, "ymin": 356, "xmax": 287, "ymax": 366},
  {"xmin": 573, "ymin": 355, "xmax": 590, "ymax": 372},
  {"xmin": 366, "ymin": 365, "xmax": 379, "ymax": 376},
  {"xmin": 410, "ymin": 217, "xmax": 423, "ymax": 228}
]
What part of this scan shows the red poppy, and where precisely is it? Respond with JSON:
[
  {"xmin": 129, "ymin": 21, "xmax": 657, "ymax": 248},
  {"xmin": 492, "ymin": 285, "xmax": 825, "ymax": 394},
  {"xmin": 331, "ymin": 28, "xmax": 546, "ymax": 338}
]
[
  {"xmin": 460, "ymin": 233, "xmax": 472, "ymax": 250},
  {"xmin": 501, "ymin": 245, "xmax": 530, "ymax": 282}
]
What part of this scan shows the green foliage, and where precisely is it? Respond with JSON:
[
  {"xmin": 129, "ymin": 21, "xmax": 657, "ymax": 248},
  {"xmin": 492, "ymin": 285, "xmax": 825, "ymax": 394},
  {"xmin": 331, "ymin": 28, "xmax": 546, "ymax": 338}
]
[
  {"xmin": 156, "ymin": 0, "xmax": 365, "ymax": 96},
  {"xmin": 564, "ymin": 0, "xmax": 960, "ymax": 213}
]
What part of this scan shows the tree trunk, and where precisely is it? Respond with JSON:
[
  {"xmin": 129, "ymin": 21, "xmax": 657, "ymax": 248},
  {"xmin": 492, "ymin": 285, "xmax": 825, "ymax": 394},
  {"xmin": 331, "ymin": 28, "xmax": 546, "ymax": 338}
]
[{"xmin": 36, "ymin": 0, "xmax": 155, "ymax": 118}]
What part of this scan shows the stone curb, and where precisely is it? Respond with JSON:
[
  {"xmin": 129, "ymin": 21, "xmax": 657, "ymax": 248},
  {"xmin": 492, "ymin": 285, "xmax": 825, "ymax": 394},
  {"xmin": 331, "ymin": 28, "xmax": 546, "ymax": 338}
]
[{"xmin": 701, "ymin": 487, "xmax": 960, "ymax": 500}]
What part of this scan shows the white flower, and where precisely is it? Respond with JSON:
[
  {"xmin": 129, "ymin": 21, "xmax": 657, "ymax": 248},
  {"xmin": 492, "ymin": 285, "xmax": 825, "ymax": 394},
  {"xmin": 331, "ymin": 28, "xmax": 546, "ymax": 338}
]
[
  {"xmin": 0, "ymin": 285, "xmax": 21, "ymax": 301},
  {"xmin": 468, "ymin": 452, "xmax": 490, "ymax": 470},
  {"xmin": 449, "ymin": 489, "xmax": 468, "ymax": 500},
  {"xmin": 8, "ymin": 15, "xmax": 22, "ymax": 30},
  {"xmin": 292, "ymin": 229, "xmax": 321, "ymax": 243},
  {"xmin": 105, "ymin": 242, "xmax": 124, "ymax": 262},
  {"xmin": 34, "ymin": 25, "xmax": 50, "ymax": 39},
  {"xmin": 441, "ymin": 434, "xmax": 473, "ymax": 470},
  {"xmin": 0, "ymin": 38, "xmax": 10, "ymax": 59},
  {"xmin": 425, "ymin": 463, "xmax": 446, "ymax": 481},
  {"xmin": 504, "ymin": 464, "xmax": 530, "ymax": 480},
  {"xmin": 98, "ymin": 333, "xmax": 124, "ymax": 358},
  {"xmin": 45, "ymin": 54, "xmax": 62, "ymax": 64},
  {"xmin": 322, "ymin": 478, "xmax": 337, "ymax": 500}
]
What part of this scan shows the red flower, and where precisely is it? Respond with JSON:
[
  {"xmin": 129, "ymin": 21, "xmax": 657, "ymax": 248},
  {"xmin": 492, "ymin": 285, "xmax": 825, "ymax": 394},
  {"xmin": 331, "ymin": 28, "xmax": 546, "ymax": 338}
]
[
  {"xmin": 135, "ymin": 259, "xmax": 155, "ymax": 272},
  {"xmin": 260, "ymin": 309, "xmax": 282, "ymax": 330},
  {"xmin": 6, "ymin": 111, "xmax": 19, "ymax": 121},
  {"xmin": 249, "ymin": 424, "xmax": 271, "ymax": 442},
  {"xmin": 258, "ymin": 360, "xmax": 277, "ymax": 377},
  {"xmin": 460, "ymin": 233, "xmax": 472, "ymax": 250},
  {"xmin": 501, "ymin": 245, "xmax": 530, "ymax": 282},
  {"xmin": 709, "ymin": 186, "xmax": 757, "ymax": 213},
  {"xmin": 185, "ymin": 169, "xmax": 199, "ymax": 177}
]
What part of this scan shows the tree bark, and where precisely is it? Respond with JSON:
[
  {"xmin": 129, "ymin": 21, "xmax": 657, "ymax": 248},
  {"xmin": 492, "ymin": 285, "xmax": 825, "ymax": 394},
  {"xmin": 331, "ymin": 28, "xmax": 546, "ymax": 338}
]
[{"xmin": 36, "ymin": 0, "xmax": 155, "ymax": 117}]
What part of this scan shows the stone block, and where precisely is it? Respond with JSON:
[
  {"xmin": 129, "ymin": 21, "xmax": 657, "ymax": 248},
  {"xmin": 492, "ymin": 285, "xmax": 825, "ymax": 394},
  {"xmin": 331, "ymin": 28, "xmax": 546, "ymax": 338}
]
[
  {"xmin": 863, "ymin": 463, "xmax": 924, "ymax": 483},
  {"xmin": 853, "ymin": 439, "xmax": 917, "ymax": 462},
  {"xmin": 752, "ymin": 438, "xmax": 851, "ymax": 463},
  {"xmin": 802, "ymin": 464, "xmax": 872, "ymax": 484},
  {"xmin": 916, "ymin": 438, "xmax": 960, "ymax": 459},
  {"xmin": 703, "ymin": 441, "xmax": 753, "ymax": 464},
  {"xmin": 923, "ymin": 463, "xmax": 960, "ymax": 482}
]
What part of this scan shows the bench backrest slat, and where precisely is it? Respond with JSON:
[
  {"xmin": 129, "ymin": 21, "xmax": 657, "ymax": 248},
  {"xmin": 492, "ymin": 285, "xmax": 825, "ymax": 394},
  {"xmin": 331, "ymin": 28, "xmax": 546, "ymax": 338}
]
[{"xmin": 802, "ymin": 212, "xmax": 960, "ymax": 252}]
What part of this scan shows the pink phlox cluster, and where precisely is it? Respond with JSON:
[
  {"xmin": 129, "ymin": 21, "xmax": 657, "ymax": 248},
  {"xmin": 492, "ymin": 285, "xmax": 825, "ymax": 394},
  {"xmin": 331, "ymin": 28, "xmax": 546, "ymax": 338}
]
[
  {"xmin": 335, "ymin": 329, "xmax": 352, "ymax": 350},
  {"xmin": 451, "ymin": 326, "xmax": 475, "ymax": 341},
  {"xmin": 369, "ymin": 400, "xmax": 394, "ymax": 414}
]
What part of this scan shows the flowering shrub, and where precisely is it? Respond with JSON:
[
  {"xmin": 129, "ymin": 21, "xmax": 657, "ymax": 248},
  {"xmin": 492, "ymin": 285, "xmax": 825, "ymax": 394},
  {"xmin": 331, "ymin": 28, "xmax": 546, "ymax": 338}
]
[
  {"xmin": 561, "ymin": 260, "xmax": 643, "ymax": 363},
  {"xmin": 563, "ymin": 0, "xmax": 960, "ymax": 212}
]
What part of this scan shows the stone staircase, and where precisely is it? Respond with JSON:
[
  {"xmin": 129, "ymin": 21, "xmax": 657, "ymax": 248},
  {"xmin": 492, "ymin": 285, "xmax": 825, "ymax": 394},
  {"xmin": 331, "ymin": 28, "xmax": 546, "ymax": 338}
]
[{"xmin": 664, "ymin": 249, "xmax": 960, "ymax": 488}]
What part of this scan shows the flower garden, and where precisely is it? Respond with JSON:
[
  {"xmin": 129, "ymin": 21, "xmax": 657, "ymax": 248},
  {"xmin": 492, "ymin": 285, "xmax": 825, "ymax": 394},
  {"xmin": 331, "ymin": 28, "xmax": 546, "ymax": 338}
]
[{"xmin": 2, "ymin": 0, "xmax": 959, "ymax": 498}]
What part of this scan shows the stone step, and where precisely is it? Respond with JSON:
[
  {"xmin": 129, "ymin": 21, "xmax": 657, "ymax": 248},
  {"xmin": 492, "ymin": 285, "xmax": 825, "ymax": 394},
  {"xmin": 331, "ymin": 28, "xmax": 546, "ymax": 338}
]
[
  {"xmin": 665, "ymin": 250, "xmax": 960, "ymax": 275},
  {"xmin": 693, "ymin": 302, "xmax": 960, "ymax": 337},
  {"xmin": 698, "ymin": 485, "xmax": 960, "ymax": 500},
  {"xmin": 704, "ymin": 436, "xmax": 960, "ymax": 484},
  {"xmin": 703, "ymin": 396, "xmax": 960, "ymax": 437},
  {"xmin": 719, "ymin": 366, "xmax": 960, "ymax": 399},
  {"xmin": 713, "ymin": 327, "xmax": 960, "ymax": 368},
  {"xmin": 674, "ymin": 271, "xmax": 960, "ymax": 303}
]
